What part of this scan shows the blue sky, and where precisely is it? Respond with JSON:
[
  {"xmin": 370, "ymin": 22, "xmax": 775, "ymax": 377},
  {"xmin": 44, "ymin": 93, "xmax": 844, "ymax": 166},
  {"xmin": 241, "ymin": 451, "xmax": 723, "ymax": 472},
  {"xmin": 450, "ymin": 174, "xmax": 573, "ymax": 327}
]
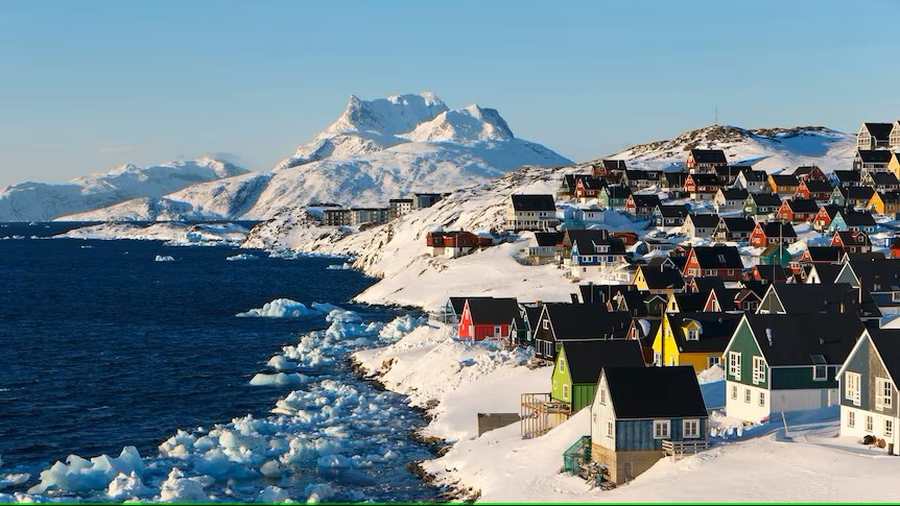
[{"xmin": 1, "ymin": 0, "xmax": 898, "ymax": 186}]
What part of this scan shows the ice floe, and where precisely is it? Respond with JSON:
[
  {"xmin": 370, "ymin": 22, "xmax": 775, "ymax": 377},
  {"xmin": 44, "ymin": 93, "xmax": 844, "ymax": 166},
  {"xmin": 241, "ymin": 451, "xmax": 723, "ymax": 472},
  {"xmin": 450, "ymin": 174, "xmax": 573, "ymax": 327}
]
[
  {"xmin": 235, "ymin": 299, "xmax": 338, "ymax": 319},
  {"xmin": 154, "ymin": 255, "xmax": 176, "ymax": 262},
  {"xmin": 225, "ymin": 253, "xmax": 258, "ymax": 262}
]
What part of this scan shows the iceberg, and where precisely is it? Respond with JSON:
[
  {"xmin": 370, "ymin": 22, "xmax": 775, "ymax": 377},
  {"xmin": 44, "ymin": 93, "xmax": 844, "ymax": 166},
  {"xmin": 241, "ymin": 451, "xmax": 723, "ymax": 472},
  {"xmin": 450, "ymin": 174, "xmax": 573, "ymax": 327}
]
[
  {"xmin": 236, "ymin": 299, "xmax": 339, "ymax": 319},
  {"xmin": 248, "ymin": 372, "xmax": 309, "ymax": 387},
  {"xmin": 154, "ymin": 255, "xmax": 176, "ymax": 262},
  {"xmin": 225, "ymin": 253, "xmax": 258, "ymax": 262},
  {"xmin": 28, "ymin": 446, "xmax": 144, "ymax": 495}
]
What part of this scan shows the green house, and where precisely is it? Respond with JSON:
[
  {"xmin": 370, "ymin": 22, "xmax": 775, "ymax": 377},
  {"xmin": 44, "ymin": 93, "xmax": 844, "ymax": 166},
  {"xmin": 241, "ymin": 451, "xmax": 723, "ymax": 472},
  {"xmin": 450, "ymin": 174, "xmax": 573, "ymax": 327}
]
[
  {"xmin": 598, "ymin": 184, "xmax": 631, "ymax": 210},
  {"xmin": 551, "ymin": 340, "xmax": 645, "ymax": 413},
  {"xmin": 722, "ymin": 313, "xmax": 864, "ymax": 422},
  {"xmin": 759, "ymin": 244, "xmax": 792, "ymax": 266}
]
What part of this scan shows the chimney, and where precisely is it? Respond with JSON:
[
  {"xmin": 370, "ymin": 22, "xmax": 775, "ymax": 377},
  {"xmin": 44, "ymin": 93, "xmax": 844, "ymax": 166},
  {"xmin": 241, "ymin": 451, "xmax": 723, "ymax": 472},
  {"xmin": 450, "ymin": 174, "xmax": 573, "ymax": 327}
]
[{"xmin": 766, "ymin": 328, "xmax": 774, "ymax": 347}]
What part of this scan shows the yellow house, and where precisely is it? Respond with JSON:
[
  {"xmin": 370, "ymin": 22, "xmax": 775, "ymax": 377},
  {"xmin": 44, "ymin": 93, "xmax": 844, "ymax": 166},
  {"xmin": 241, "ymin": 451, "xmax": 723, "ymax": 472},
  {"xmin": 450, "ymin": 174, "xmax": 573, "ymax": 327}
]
[
  {"xmin": 650, "ymin": 312, "xmax": 743, "ymax": 373},
  {"xmin": 869, "ymin": 191, "xmax": 900, "ymax": 216},
  {"xmin": 890, "ymin": 152, "xmax": 900, "ymax": 180},
  {"xmin": 632, "ymin": 264, "xmax": 685, "ymax": 296}
]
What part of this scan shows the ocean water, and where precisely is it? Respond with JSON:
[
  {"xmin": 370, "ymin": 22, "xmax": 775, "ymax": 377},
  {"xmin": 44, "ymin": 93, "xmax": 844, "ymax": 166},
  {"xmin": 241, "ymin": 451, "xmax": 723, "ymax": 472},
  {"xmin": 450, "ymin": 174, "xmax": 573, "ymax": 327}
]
[{"xmin": 0, "ymin": 223, "xmax": 439, "ymax": 502}]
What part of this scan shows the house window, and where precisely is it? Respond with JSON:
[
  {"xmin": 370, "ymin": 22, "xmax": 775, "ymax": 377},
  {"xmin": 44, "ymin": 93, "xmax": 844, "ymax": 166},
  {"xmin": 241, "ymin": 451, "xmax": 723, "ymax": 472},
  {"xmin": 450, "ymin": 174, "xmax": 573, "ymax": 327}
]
[
  {"xmin": 607, "ymin": 421, "xmax": 614, "ymax": 439},
  {"xmin": 744, "ymin": 388, "xmax": 751, "ymax": 404},
  {"xmin": 599, "ymin": 387, "xmax": 606, "ymax": 405},
  {"xmin": 752, "ymin": 356, "xmax": 766, "ymax": 385},
  {"xmin": 730, "ymin": 384, "xmax": 738, "ymax": 400},
  {"xmin": 728, "ymin": 352, "xmax": 742, "ymax": 380},
  {"xmin": 559, "ymin": 358, "xmax": 567, "ymax": 374},
  {"xmin": 562, "ymin": 384, "xmax": 570, "ymax": 401},
  {"xmin": 543, "ymin": 320, "xmax": 549, "ymax": 330},
  {"xmin": 845, "ymin": 372, "xmax": 861, "ymax": 406},
  {"xmin": 708, "ymin": 356, "xmax": 721, "ymax": 368},
  {"xmin": 683, "ymin": 419, "xmax": 700, "ymax": 439},
  {"xmin": 866, "ymin": 415, "xmax": 874, "ymax": 432},
  {"xmin": 687, "ymin": 328, "xmax": 700, "ymax": 341},
  {"xmin": 653, "ymin": 351, "xmax": 661, "ymax": 367},
  {"xmin": 759, "ymin": 391, "xmax": 766, "ymax": 407},
  {"xmin": 813, "ymin": 365, "xmax": 828, "ymax": 381},
  {"xmin": 876, "ymin": 377, "xmax": 892, "ymax": 411},
  {"xmin": 847, "ymin": 410, "xmax": 855, "ymax": 429},
  {"xmin": 886, "ymin": 419, "xmax": 894, "ymax": 438},
  {"xmin": 494, "ymin": 325, "xmax": 502, "ymax": 337},
  {"xmin": 653, "ymin": 420, "xmax": 670, "ymax": 439}
]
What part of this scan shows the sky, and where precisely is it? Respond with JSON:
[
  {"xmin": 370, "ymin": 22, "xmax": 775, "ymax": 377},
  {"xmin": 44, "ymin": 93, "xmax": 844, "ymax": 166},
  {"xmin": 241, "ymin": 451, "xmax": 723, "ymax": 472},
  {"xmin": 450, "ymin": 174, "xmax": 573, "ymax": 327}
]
[{"xmin": 1, "ymin": 0, "xmax": 899, "ymax": 187}]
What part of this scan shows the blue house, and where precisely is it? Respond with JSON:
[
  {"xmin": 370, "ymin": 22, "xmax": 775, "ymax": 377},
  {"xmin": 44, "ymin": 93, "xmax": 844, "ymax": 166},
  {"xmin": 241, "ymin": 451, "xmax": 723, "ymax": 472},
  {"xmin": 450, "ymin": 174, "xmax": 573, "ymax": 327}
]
[
  {"xmin": 827, "ymin": 209, "xmax": 878, "ymax": 234},
  {"xmin": 589, "ymin": 366, "xmax": 709, "ymax": 484},
  {"xmin": 566, "ymin": 230, "xmax": 628, "ymax": 279}
]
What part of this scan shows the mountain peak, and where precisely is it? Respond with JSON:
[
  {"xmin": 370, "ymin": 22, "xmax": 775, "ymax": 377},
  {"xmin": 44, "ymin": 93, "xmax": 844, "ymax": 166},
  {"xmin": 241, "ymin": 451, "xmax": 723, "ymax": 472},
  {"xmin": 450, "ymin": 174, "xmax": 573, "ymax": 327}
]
[
  {"xmin": 323, "ymin": 92, "xmax": 449, "ymax": 137},
  {"xmin": 404, "ymin": 104, "xmax": 514, "ymax": 144}
]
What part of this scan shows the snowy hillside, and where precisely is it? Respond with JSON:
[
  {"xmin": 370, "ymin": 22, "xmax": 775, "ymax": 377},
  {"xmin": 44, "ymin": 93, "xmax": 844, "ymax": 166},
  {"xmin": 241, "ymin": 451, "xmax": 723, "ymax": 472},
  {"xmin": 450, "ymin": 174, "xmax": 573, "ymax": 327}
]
[
  {"xmin": 242, "ymin": 165, "xmax": 595, "ymax": 310},
  {"xmin": 68, "ymin": 93, "xmax": 572, "ymax": 221},
  {"xmin": 0, "ymin": 158, "xmax": 247, "ymax": 222},
  {"xmin": 610, "ymin": 124, "xmax": 855, "ymax": 173}
]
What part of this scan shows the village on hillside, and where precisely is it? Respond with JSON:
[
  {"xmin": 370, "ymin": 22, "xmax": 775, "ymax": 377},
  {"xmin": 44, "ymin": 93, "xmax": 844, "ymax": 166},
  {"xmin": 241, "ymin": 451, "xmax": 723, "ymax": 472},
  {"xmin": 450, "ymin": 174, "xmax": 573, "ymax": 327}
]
[{"xmin": 308, "ymin": 121, "xmax": 900, "ymax": 491}]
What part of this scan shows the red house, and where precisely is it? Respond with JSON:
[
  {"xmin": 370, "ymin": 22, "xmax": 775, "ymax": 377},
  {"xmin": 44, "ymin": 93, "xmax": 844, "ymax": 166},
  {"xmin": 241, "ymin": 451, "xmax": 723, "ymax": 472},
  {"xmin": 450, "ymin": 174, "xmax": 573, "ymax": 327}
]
[
  {"xmin": 832, "ymin": 230, "xmax": 872, "ymax": 254},
  {"xmin": 683, "ymin": 245, "xmax": 743, "ymax": 282},
  {"xmin": 749, "ymin": 221, "xmax": 797, "ymax": 248},
  {"xmin": 457, "ymin": 297, "xmax": 520, "ymax": 341},
  {"xmin": 776, "ymin": 198, "xmax": 819, "ymax": 223},
  {"xmin": 796, "ymin": 179, "xmax": 833, "ymax": 202},
  {"xmin": 574, "ymin": 176, "xmax": 604, "ymax": 200},
  {"xmin": 891, "ymin": 238, "xmax": 900, "ymax": 259},
  {"xmin": 813, "ymin": 205, "xmax": 842, "ymax": 231},
  {"xmin": 683, "ymin": 173, "xmax": 721, "ymax": 200}
]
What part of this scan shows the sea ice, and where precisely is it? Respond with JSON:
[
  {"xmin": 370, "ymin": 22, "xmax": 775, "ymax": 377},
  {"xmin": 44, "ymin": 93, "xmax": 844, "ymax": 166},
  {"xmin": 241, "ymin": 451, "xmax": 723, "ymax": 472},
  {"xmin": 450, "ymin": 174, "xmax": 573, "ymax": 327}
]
[
  {"xmin": 248, "ymin": 372, "xmax": 309, "ymax": 387},
  {"xmin": 236, "ymin": 298, "xmax": 327, "ymax": 318},
  {"xmin": 226, "ymin": 253, "xmax": 258, "ymax": 262},
  {"xmin": 28, "ymin": 446, "xmax": 144, "ymax": 495},
  {"xmin": 0, "ymin": 473, "xmax": 30, "ymax": 490},
  {"xmin": 154, "ymin": 255, "xmax": 176, "ymax": 262},
  {"xmin": 106, "ymin": 471, "xmax": 147, "ymax": 500},
  {"xmin": 158, "ymin": 468, "xmax": 208, "ymax": 502}
]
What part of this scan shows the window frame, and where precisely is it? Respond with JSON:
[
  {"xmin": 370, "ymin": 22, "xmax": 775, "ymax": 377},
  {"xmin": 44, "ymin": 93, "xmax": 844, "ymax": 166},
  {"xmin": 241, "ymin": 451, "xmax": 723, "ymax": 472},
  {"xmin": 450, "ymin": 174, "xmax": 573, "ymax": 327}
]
[
  {"xmin": 683, "ymin": 419, "xmax": 700, "ymax": 439},
  {"xmin": 653, "ymin": 419, "xmax": 671, "ymax": 439},
  {"xmin": 845, "ymin": 372, "xmax": 861, "ymax": 406},
  {"xmin": 875, "ymin": 377, "xmax": 893, "ymax": 411},
  {"xmin": 729, "ymin": 352, "xmax": 742, "ymax": 380},
  {"xmin": 813, "ymin": 365, "xmax": 828, "ymax": 382},
  {"xmin": 752, "ymin": 356, "xmax": 766, "ymax": 385},
  {"xmin": 847, "ymin": 410, "xmax": 855, "ymax": 428}
]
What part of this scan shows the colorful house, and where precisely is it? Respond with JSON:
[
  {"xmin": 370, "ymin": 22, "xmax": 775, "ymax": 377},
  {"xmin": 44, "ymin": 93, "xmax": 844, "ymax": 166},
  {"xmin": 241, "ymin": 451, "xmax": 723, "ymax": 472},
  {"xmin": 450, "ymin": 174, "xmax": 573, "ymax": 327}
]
[
  {"xmin": 551, "ymin": 340, "xmax": 645, "ymax": 413},
  {"xmin": 777, "ymin": 197, "xmax": 819, "ymax": 223},
  {"xmin": 723, "ymin": 313, "xmax": 864, "ymax": 422},
  {"xmin": 743, "ymin": 192, "xmax": 782, "ymax": 218},
  {"xmin": 590, "ymin": 366, "xmax": 708, "ymax": 484},
  {"xmin": 749, "ymin": 221, "xmax": 797, "ymax": 248},
  {"xmin": 869, "ymin": 191, "xmax": 900, "ymax": 216},
  {"xmin": 533, "ymin": 304, "xmax": 632, "ymax": 361},
  {"xmin": 686, "ymin": 148, "xmax": 727, "ymax": 173},
  {"xmin": 682, "ymin": 245, "xmax": 743, "ymax": 281},
  {"xmin": 598, "ymin": 184, "xmax": 631, "ymax": 210},
  {"xmin": 684, "ymin": 173, "xmax": 721, "ymax": 200},
  {"xmin": 837, "ymin": 328, "xmax": 900, "ymax": 455},
  {"xmin": 651, "ymin": 312, "xmax": 743, "ymax": 371},
  {"xmin": 682, "ymin": 213, "xmax": 720, "ymax": 239},
  {"xmin": 768, "ymin": 174, "xmax": 800, "ymax": 196},
  {"xmin": 832, "ymin": 230, "xmax": 872, "ymax": 254},
  {"xmin": 457, "ymin": 297, "xmax": 520, "ymax": 341}
]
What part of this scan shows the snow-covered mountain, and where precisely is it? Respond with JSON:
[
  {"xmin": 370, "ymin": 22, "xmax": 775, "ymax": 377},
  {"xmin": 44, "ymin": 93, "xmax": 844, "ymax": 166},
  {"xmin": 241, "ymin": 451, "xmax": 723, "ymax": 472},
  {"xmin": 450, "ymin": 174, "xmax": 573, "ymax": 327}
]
[
  {"xmin": 0, "ymin": 158, "xmax": 247, "ymax": 222},
  {"xmin": 610, "ymin": 124, "xmax": 855, "ymax": 173},
  {"xmin": 66, "ymin": 92, "xmax": 572, "ymax": 221}
]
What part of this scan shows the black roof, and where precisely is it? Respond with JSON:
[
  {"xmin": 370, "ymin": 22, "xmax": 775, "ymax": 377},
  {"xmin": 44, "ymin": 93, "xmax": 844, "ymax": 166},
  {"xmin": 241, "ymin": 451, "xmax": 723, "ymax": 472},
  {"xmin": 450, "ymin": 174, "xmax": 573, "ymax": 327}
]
[
  {"xmin": 603, "ymin": 184, "xmax": 632, "ymax": 199},
  {"xmin": 842, "ymin": 186, "xmax": 874, "ymax": 200},
  {"xmin": 601, "ymin": 159, "xmax": 628, "ymax": 170},
  {"xmin": 836, "ymin": 230, "xmax": 871, "ymax": 247},
  {"xmin": 743, "ymin": 314, "xmax": 864, "ymax": 366},
  {"xmin": 719, "ymin": 216, "xmax": 756, "ymax": 233},
  {"xmin": 449, "ymin": 296, "xmax": 491, "ymax": 316},
  {"xmin": 641, "ymin": 265, "xmax": 685, "ymax": 290},
  {"xmin": 857, "ymin": 150, "xmax": 893, "ymax": 163},
  {"xmin": 689, "ymin": 149, "xmax": 728, "ymax": 165},
  {"xmin": 878, "ymin": 190, "xmax": 900, "ymax": 203},
  {"xmin": 804, "ymin": 246, "xmax": 843, "ymax": 262},
  {"xmin": 672, "ymin": 292, "xmax": 708, "ymax": 312},
  {"xmin": 570, "ymin": 230, "xmax": 626, "ymax": 255},
  {"xmin": 839, "ymin": 209, "xmax": 876, "ymax": 227},
  {"xmin": 604, "ymin": 366, "xmax": 708, "ymax": 419},
  {"xmin": 664, "ymin": 172, "xmax": 687, "ymax": 185},
  {"xmin": 863, "ymin": 122, "xmax": 894, "ymax": 141},
  {"xmin": 523, "ymin": 305, "xmax": 543, "ymax": 328},
  {"xmin": 770, "ymin": 174, "xmax": 799, "ymax": 186},
  {"xmin": 748, "ymin": 192, "xmax": 782, "ymax": 207},
  {"xmin": 687, "ymin": 213, "xmax": 721, "ymax": 229},
  {"xmin": 559, "ymin": 340, "xmax": 645, "ymax": 384},
  {"xmin": 511, "ymin": 194, "xmax": 556, "ymax": 212},
  {"xmin": 833, "ymin": 170, "xmax": 861, "ymax": 183},
  {"xmin": 868, "ymin": 172, "xmax": 900, "ymax": 186},
  {"xmin": 764, "ymin": 283, "xmax": 869, "ymax": 315},
  {"xmin": 466, "ymin": 297, "xmax": 520, "ymax": 324},
  {"xmin": 656, "ymin": 204, "xmax": 690, "ymax": 218},
  {"xmin": 846, "ymin": 257, "xmax": 900, "ymax": 292},
  {"xmin": 719, "ymin": 188, "xmax": 749, "ymax": 200},
  {"xmin": 667, "ymin": 312, "xmax": 743, "ymax": 353},
  {"xmin": 802, "ymin": 179, "xmax": 833, "ymax": 192},
  {"xmin": 867, "ymin": 329, "xmax": 900, "ymax": 384},
  {"xmin": 534, "ymin": 231, "xmax": 565, "ymax": 247},
  {"xmin": 690, "ymin": 276, "xmax": 727, "ymax": 294},
  {"xmin": 758, "ymin": 221, "xmax": 797, "ymax": 238},
  {"xmin": 689, "ymin": 173, "xmax": 722, "ymax": 186},
  {"xmin": 626, "ymin": 169, "xmax": 662, "ymax": 181},
  {"xmin": 785, "ymin": 198, "xmax": 820, "ymax": 213},
  {"xmin": 741, "ymin": 170, "xmax": 768, "ymax": 182},
  {"xmin": 544, "ymin": 304, "xmax": 632, "ymax": 340},
  {"xmin": 793, "ymin": 165, "xmax": 822, "ymax": 176},
  {"xmin": 809, "ymin": 263, "xmax": 842, "ymax": 284},
  {"xmin": 630, "ymin": 194, "xmax": 662, "ymax": 208},
  {"xmin": 578, "ymin": 284, "xmax": 636, "ymax": 305},
  {"xmin": 691, "ymin": 245, "xmax": 744, "ymax": 269}
]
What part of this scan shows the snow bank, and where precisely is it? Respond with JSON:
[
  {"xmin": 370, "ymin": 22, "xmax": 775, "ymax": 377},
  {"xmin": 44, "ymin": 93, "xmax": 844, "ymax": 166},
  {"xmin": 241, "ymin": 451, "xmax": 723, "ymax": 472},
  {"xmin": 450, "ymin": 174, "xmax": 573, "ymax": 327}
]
[
  {"xmin": 235, "ymin": 299, "xmax": 338, "ymax": 319},
  {"xmin": 154, "ymin": 255, "xmax": 176, "ymax": 262}
]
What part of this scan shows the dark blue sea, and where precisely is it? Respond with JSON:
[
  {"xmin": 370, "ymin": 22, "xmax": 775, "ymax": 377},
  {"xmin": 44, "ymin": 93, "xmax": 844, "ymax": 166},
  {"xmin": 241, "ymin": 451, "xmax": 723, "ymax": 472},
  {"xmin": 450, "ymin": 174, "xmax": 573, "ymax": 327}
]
[{"xmin": 0, "ymin": 223, "xmax": 438, "ymax": 502}]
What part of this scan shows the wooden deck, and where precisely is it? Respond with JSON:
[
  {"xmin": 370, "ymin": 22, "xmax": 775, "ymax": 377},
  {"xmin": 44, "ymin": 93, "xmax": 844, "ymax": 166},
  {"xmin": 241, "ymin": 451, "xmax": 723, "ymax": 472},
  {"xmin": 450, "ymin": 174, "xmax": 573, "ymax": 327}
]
[
  {"xmin": 520, "ymin": 392, "xmax": 570, "ymax": 439},
  {"xmin": 662, "ymin": 439, "xmax": 709, "ymax": 460}
]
